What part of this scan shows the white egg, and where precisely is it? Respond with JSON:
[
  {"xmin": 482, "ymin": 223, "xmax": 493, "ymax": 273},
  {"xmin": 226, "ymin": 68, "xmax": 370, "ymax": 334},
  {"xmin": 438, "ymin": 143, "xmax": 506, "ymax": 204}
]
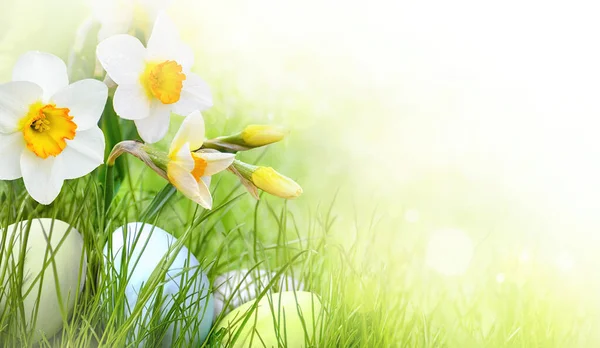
[
  {"xmin": 103, "ymin": 222, "xmax": 213, "ymax": 347},
  {"xmin": 213, "ymin": 269, "xmax": 306, "ymax": 320},
  {"xmin": 0, "ymin": 218, "xmax": 86, "ymax": 342}
]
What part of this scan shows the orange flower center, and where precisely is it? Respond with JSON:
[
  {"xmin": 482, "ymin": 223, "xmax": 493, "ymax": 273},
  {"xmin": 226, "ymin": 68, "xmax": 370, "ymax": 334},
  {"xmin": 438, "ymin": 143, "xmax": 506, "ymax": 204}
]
[
  {"xmin": 140, "ymin": 60, "xmax": 186, "ymax": 104},
  {"xmin": 190, "ymin": 153, "xmax": 207, "ymax": 182},
  {"xmin": 20, "ymin": 101, "xmax": 77, "ymax": 159}
]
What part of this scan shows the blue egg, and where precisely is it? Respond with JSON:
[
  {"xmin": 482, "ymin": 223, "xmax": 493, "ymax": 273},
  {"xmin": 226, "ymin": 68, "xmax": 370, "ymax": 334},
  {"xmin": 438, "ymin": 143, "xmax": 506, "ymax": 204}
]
[{"xmin": 104, "ymin": 222, "xmax": 213, "ymax": 346}]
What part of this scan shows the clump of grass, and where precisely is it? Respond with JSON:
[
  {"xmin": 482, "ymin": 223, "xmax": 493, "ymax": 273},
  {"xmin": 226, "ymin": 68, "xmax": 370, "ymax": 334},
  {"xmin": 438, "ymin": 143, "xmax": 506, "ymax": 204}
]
[{"xmin": 2, "ymin": 165, "xmax": 600, "ymax": 347}]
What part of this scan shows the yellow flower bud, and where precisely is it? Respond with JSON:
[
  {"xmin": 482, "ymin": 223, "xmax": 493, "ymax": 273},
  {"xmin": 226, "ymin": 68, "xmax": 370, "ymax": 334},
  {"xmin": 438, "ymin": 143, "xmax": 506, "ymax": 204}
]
[
  {"xmin": 241, "ymin": 125, "xmax": 287, "ymax": 147},
  {"xmin": 251, "ymin": 167, "xmax": 302, "ymax": 199}
]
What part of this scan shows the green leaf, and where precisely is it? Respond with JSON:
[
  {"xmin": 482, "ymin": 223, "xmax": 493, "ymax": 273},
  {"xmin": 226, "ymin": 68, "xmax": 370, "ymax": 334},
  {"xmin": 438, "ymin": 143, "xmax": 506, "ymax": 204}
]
[
  {"xmin": 99, "ymin": 97, "xmax": 126, "ymax": 211},
  {"xmin": 140, "ymin": 184, "xmax": 178, "ymax": 221}
]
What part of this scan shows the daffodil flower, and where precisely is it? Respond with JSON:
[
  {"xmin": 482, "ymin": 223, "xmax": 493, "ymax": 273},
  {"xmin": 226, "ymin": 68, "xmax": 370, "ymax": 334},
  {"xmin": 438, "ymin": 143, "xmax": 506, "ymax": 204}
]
[
  {"xmin": 96, "ymin": 13, "xmax": 212, "ymax": 144},
  {"xmin": 90, "ymin": 0, "xmax": 172, "ymax": 41},
  {"xmin": 167, "ymin": 111, "xmax": 234, "ymax": 209},
  {"xmin": 0, "ymin": 52, "xmax": 107, "ymax": 204}
]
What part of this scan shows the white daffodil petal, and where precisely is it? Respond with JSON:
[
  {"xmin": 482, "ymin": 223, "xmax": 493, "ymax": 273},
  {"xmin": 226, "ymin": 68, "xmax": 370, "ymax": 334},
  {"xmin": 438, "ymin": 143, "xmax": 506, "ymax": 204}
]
[
  {"xmin": 113, "ymin": 83, "xmax": 151, "ymax": 120},
  {"xmin": 51, "ymin": 79, "xmax": 108, "ymax": 131},
  {"xmin": 0, "ymin": 132, "xmax": 25, "ymax": 180},
  {"xmin": 172, "ymin": 142, "xmax": 194, "ymax": 172},
  {"xmin": 173, "ymin": 73, "xmax": 213, "ymax": 115},
  {"xmin": 21, "ymin": 151, "xmax": 63, "ymax": 205},
  {"xmin": 169, "ymin": 110, "xmax": 205, "ymax": 156},
  {"xmin": 96, "ymin": 35, "xmax": 146, "ymax": 85},
  {"xmin": 167, "ymin": 162, "xmax": 212, "ymax": 209},
  {"xmin": 198, "ymin": 152, "xmax": 235, "ymax": 176},
  {"xmin": 72, "ymin": 17, "xmax": 95, "ymax": 53},
  {"xmin": 196, "ymin": 178, "xmax": 213, "ymax": 208},
  {"xmin": 98, "ymin": 20, "xmax": 133, "ymax": 42},
  {"xmin": 140, "ymin": 0, "xmax": 173, "ymax": 19},
  {"xmin": 0, "ymin": 81, "xmax": 43, "ymax": 133},
  {"xmin": 90, "ymin": 0, "xmax": 134, "ymax": 24},
  {"xmin": 133, "ymin": 101, "xmax": 171, "ymax": 143},
  {"xmin": 90, "ymin": 0, "xmax": 135, "ymax": 40},
  {"xmin": 201, "ymin": 176, "xmax": 211, "ymax": 189},
  {"xmin": 12, "ymin": 52, "xmax": 69, "ymax": 102},
  {"xmin": 58, "ymin": 127, "xmax": 105, "ymax": 180},
  {"xmin": 146, "ymin": 13, "xmax": 194, "ymax": 71}
]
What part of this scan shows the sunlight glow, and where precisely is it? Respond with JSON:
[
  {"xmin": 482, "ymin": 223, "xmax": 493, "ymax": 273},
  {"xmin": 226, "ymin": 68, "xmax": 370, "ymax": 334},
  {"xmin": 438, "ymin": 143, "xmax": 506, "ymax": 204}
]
[
  {"xmin": 556, "ymin": 252, "xmax": 575, "ymax": 272},
  {"xmin": 404, "ymin": 209, "xmax": 420, "ymax": 224},
  {"xmin": 519, "ymin": 250, "xmax": 531, "ymax": 263},
  {"xmin": 426, "ymin": 228, "xmax": 473, "ymax": 276}
]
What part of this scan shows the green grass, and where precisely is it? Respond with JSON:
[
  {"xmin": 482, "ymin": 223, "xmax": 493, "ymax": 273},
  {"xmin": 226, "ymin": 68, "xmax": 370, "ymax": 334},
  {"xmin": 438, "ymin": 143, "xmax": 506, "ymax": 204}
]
[
  {"xmin": 0, "ymin": 100, "xmax": 599, "ymax": 346},
  {"xmin": 1, "ymin": 169, "xmax": 600, "ymax": 347}
]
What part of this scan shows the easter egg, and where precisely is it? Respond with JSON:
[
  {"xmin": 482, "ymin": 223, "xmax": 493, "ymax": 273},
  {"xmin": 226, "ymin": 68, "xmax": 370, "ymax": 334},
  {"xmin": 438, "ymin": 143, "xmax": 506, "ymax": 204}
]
[
  {"xmin": 216, "ymin": 291, "xmax": 323, "ymax": 347},
  {"xmin": 213, "ymin": 269, "xmax": 306, "ymax": 320},
  {"xmin": 103, "ymin": 222, "xmax": 213, "ymax": 347},
  {"xmin": 213, "ymin": 269, "xmax": 272, "ymax": 319},
  {"xmin": 277, "ymin": 274, "xmax": 305, "ymax": 292},
  {"xmin": 0, "ymin": 218, "xmax": 86, "ymax": 342}
]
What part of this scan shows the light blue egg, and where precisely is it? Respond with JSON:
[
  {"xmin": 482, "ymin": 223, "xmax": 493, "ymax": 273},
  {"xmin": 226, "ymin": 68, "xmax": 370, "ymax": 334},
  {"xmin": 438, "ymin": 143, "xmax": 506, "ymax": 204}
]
[{"xmin": 104, "ymin": 222, "xmax": 213, "ymax": 346}]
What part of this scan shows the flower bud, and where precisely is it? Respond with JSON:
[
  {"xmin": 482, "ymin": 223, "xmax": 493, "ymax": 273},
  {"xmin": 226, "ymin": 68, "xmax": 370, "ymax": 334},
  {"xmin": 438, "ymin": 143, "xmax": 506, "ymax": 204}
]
[
  {"xmin": 233, "ymin": 160, "xmax": 302, "ymax": 199},
  {"xmin": 252, "ymin": 167, "xmax": 302, "ymax": 199},
  {"xmin": 202, "ymin": 125, "xmax": 288, "ymax": 153},
  {"xmin": 240, "ymin": 125, "xmax": 288, "ymax": 147}
]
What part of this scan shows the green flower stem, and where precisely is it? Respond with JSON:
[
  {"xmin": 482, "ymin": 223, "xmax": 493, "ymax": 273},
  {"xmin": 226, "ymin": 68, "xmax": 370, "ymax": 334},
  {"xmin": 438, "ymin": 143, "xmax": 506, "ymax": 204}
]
[
  {"xmin": 104, "ymin": 163, "xmax": 114, "ymax": 214},
  {"xmin": 232, "ymin": 159, "xmax": 258, "ymax": 180},
  {"xmin": 141, "ymin": 145, "xmax": 169, "ymax": 173},
  {"xmin": 201, "ymin": 137, "xmax": 251, "ymax": 153},
  {"xmin": 106, "ymin": 141, "xmax": 169, "ymax": 181}
]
